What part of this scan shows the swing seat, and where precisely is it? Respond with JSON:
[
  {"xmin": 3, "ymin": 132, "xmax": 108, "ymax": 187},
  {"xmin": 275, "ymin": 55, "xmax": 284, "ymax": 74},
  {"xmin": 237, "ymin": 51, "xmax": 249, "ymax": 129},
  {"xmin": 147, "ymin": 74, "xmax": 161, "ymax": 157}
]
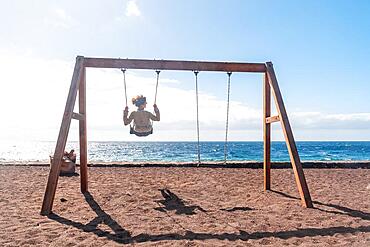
[{"xmin": 130, "ymin": 126, "xmax": 153, "ymax": 137}]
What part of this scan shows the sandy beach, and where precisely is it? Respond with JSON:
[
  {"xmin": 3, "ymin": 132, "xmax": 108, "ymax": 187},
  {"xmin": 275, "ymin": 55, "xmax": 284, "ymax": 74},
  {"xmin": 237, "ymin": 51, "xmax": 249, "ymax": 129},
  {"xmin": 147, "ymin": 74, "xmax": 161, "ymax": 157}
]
[{"xmin": 0, "ymin": 165, "xmax": 369, "ymax": 246}]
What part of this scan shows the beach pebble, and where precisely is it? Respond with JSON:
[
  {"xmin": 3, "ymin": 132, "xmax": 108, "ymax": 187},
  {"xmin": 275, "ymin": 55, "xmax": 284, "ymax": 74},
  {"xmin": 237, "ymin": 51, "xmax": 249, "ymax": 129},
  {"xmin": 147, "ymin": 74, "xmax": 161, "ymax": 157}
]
[
  {"xmin": 60, "ymin": 198, "xmax": 67, "ymax": 202},
  {"xmin": 367, "ymin": 184, "xmax": 370, "ymax": 190}
]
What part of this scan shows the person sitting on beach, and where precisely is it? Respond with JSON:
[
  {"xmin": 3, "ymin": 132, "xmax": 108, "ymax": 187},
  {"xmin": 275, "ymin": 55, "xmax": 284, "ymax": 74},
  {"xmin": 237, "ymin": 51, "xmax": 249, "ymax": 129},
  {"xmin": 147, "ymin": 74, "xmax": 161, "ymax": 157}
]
[
  {"xmin": 63, "ymin": 149, "xmax": 76, "ymax": 163},
  {"xmin": 123, "ymin": 95, "xmax": 160, "ymax": 134}
]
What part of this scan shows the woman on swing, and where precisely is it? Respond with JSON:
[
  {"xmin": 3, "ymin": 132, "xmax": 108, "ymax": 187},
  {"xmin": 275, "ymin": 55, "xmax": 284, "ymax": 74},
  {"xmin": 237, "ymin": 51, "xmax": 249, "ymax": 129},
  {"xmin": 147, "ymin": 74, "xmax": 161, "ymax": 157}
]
[{"xmin": 123, "ymin": 95, "xmax": 160, "ymax": 136}]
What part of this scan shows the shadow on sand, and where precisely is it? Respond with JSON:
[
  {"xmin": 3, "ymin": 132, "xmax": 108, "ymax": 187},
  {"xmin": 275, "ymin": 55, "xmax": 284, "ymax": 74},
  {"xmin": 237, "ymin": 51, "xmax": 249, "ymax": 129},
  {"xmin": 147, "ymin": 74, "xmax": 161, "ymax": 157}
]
[
  {"xmin": 154, "ymin": 189, "xmax": 207, "ymax": 215},
  {"xmin": 49, "ymin": 192, "xmax": 132, "ymax": 243},
  {"xmin": 270, "ymin": 190, "xmax": 370, "ymax": 221},
  {"xmin": 47, "ymin": 191, "xmax": 370, "ymax": 244}
]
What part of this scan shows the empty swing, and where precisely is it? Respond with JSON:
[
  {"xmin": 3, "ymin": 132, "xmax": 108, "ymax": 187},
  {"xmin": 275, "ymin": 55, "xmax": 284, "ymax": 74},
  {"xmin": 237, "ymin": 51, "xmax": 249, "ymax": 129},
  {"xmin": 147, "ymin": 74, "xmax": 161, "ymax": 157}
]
[
  {"xmin": 193, "ymin": 71, "xmax": 232, "ymax": 165},
  {"xmin": 121, "ymin": 69, "xmax": 161, "ymax": 137}
]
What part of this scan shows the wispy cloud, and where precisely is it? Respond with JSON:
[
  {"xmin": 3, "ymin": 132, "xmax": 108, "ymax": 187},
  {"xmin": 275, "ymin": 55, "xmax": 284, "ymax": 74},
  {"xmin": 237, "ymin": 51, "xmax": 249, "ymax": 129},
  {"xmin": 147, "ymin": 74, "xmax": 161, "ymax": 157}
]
[
  {"xmin": 44, "ymin": 7, "xmax": 76, "ymax": 29},
  {"xmin": 125, "ymin": 0, "xmax": 141, "ymax": 17},
  {"xmin": 291, "ymin": 112, "xmax": 370, "ymax": 129}
]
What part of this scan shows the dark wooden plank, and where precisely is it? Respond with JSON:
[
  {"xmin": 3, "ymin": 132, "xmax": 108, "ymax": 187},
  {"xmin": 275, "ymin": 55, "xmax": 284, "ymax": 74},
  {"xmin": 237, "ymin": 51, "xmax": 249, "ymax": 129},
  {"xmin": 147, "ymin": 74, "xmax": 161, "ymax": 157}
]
[
  {"xmin": 83, "ymin": 57, "xmax": 266, "ymax": 72},
  {"xmin": 263, "ymin": 72, "xmax": 271, "ymax": 191},
  {"xmin": 266, "ymin": 62, "xmax": 313, "ymax": 208},
  {"xmin": 41, "ymin": 56, "xmax": 84, "ymax": 215},
  {"xmin": 266, "ymin": 115, "xmax": 280, "ymax": 123},
  {"xmin": 79, "ymin": 66, "xmax": 88, "ymax": 193}
]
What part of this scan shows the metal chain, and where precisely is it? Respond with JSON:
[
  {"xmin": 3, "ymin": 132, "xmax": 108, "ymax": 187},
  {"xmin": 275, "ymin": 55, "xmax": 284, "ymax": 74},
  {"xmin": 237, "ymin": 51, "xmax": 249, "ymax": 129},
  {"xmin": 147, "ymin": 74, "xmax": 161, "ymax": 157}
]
[
  {"xmin": 151, "ymin": 70, "xmax": 161, "ymax": 127},
  {"xmin": 121, "ymin": 68, "xmax": 128, "ymax": 107},
  {"xmin": 154, "ymin": 70, "xmax": 160, "ymax": 105},
  {"xmin": 194, "ymin": 71, "xmax": 201, "ymax": 165},
  {"xmin": 224, "ymin": 72, "xmax": 232, "ymax": 164}
]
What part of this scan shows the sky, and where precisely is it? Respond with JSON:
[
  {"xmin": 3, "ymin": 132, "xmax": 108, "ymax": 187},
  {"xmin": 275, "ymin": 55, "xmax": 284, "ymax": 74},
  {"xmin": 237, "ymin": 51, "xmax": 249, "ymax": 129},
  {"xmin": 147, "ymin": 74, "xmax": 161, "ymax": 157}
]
[{"xmin": 1, "ymin": 0, "xmax": 370, "ymax": 142}]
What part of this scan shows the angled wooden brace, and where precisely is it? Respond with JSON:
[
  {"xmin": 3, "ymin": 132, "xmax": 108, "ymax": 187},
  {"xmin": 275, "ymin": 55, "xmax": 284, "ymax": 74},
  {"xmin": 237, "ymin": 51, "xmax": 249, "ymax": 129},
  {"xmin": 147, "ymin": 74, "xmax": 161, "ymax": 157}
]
[
  {"xmin": 266, "ymin": 62, "xmax": 313, "ymax": 208},
  {"xmin": 41, "ymin": 56, "xmax": 84, "ymax": 215}
]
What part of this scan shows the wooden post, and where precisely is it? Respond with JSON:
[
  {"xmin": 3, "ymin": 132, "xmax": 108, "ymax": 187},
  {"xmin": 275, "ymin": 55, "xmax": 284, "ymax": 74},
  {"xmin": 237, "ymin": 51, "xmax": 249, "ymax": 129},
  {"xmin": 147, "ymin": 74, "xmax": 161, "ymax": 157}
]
[
  {"xmin": 266, "ymin": 62, "xmax": 313, "ymax": 208},
  {"xmin": 263, "ymin": 72, "xmax": 271, "ymax": 191},
  {"xmin": 79, "ymin": 66, "xmax": 88, "ymax": 193},
  {"xmin": 40, "ymin": 56, "xmax": 84, "ymax": 215}
]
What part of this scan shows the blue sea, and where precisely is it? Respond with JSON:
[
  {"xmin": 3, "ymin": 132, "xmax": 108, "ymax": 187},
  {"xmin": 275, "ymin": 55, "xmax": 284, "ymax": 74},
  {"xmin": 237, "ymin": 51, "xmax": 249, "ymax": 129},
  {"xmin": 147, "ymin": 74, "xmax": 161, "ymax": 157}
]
[{"xmin": 0, "ymin": 141, "xmax": 369, "ymax": 163}]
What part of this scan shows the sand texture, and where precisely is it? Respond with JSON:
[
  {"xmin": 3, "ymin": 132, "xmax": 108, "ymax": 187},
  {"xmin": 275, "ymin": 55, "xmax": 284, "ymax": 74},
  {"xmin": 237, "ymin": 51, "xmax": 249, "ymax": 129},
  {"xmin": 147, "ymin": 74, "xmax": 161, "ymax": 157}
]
[{"xmin": 0, "ymin": 166, "xmax": 369, "ymax": 246}]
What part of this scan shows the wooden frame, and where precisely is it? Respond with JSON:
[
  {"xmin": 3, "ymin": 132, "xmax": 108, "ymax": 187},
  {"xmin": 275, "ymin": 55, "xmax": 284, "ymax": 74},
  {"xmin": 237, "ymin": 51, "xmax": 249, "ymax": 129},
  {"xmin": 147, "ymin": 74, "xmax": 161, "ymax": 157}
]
[{"xmin": 41, "ymin": 56, "xmax": 313, "ymax": 215}]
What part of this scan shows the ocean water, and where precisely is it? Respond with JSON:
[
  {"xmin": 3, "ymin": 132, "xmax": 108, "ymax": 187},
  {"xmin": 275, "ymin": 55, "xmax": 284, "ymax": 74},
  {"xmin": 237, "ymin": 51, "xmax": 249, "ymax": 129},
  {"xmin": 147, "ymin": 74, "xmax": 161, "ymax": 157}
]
[{"xmin": 0, "ymin": 141, "xmax": 369, "ymax": 163}]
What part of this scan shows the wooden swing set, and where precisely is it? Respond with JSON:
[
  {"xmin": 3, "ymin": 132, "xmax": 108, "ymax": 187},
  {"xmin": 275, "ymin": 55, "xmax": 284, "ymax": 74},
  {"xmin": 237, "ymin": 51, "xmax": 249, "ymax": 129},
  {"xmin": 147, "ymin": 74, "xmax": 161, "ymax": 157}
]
[{"xmin": 40, "ymin": 56, "xmax": 313, "ymax": 215}]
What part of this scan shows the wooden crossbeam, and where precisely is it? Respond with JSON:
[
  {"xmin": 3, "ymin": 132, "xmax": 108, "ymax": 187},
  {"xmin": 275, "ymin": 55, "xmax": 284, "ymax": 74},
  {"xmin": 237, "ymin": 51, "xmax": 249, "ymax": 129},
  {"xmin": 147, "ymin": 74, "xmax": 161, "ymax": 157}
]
[
  {"xmin": 83, "ymin": 57, "xmax": 267, "ymax": 72},
  {"xmin": 266, "ymin": 115, "xmax": 280, "ymax": 123},
  {"xmin": 266, "ymin": 62, "xmax": 313, "ymax": 208}
]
